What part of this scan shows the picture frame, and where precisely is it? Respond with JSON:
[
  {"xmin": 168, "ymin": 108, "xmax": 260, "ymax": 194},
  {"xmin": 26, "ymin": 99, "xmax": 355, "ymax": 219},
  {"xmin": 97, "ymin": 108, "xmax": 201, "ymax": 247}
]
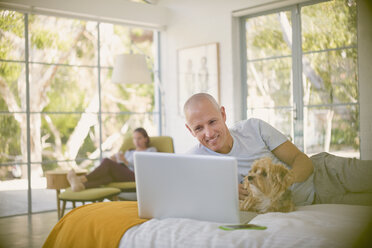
[{"xmin": 177, "ymin": 42, "xmax": 220, "ymax": 115}]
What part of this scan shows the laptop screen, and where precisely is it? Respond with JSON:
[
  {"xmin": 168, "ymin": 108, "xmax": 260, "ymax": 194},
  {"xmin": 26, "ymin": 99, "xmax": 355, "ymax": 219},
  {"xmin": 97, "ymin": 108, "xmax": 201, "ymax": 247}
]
[{"xmin": 134, "ymin": 152, "xmax": 241, "ymax": 223}]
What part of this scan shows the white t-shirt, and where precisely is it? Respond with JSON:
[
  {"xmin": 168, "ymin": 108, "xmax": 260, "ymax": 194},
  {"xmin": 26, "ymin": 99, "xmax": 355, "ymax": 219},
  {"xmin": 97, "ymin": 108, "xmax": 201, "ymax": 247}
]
[
  {"xmin": 122, "ymin": 147, "xmax": 157, "ymax": 171},
  {"xmin": 187, "ymin": 118, "xmax": 315, "ymax": 206}
]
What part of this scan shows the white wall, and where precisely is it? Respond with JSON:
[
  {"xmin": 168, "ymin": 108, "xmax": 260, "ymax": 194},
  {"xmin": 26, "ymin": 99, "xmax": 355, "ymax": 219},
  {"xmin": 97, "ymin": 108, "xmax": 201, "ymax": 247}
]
[{"xmin": 158, "ymin": 0, "xmax": 269, "ymax": 153}]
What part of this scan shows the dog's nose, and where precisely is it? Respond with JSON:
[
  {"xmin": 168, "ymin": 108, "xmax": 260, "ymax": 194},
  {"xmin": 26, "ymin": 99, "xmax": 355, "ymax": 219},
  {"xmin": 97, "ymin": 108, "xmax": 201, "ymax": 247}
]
[{"xmin": 247, "ymin": 176, "xmax": 254, "ymax": 181}]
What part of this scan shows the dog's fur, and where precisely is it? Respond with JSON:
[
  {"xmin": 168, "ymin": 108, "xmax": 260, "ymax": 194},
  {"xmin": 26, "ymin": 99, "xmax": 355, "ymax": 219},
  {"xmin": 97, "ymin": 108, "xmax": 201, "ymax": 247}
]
[{"xmin": 239, "ymin": 157, "xmax": 295, "ymax": 214}]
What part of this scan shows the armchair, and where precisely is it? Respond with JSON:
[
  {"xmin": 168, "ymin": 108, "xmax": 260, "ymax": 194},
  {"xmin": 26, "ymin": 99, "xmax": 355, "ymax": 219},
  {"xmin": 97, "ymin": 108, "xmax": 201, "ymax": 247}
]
[{"xmin": 106, "ymin": 136, "xmax": 174, "ymax": 195}]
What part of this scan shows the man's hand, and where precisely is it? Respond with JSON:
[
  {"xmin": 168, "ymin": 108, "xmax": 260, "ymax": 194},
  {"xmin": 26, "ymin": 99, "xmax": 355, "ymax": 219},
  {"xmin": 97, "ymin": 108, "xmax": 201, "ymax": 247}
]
[{"xmin": 239, "ymin": 184, "xmax": 249, "ymax": 200}]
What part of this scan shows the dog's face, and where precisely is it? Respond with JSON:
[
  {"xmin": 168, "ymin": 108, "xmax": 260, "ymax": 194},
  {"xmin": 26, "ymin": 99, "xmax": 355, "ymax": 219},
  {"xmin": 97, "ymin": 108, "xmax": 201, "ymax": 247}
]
[{"xmin": 244, "ymin": 157, "xmax": 293, "ymax": 198}]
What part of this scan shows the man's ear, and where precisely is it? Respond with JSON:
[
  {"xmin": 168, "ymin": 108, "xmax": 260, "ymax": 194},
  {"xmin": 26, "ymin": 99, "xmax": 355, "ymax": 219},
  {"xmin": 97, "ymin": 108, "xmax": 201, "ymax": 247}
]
[
  {"xmin": 185, "ymin": 124, "xmax": 196, "ymax": 137},
  {"xmin": 220, "ymin": 106, "xmax": 227, "ymax": 122}
]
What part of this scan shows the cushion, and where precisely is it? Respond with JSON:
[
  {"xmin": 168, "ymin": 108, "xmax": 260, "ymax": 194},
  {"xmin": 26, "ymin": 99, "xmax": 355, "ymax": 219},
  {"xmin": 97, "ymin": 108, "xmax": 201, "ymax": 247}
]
[
  {"xmin": 59, "ymin": 187, "xmax": 121, "ymax": 201},
  {"xmin": 42, "ymin": 201, "xmax": 148, "ymax": 248},
  {"xmin": 106, "ymin": 182, "xmax": 136, "ymax": 191},
  {"xmin": 120, "ymin": 136, "xmax": 174, "ymax": 153},
  {"xmin": 118, "ymin": 192, "xmax": 137, "ymax": 201}
]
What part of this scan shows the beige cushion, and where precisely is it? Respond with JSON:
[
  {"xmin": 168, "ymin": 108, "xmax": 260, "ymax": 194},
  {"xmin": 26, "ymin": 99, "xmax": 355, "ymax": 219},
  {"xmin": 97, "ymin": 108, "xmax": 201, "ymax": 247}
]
[{"xmin": 59, "ymin": 187, "xmax": 121, "ymax": 201}]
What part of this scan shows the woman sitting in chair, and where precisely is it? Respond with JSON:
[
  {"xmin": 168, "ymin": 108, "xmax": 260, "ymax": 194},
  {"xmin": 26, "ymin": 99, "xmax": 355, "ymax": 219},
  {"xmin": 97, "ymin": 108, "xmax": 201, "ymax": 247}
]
[{"xmin": 67, "ymin": 127, "xmax": 157, "ymax": 192}]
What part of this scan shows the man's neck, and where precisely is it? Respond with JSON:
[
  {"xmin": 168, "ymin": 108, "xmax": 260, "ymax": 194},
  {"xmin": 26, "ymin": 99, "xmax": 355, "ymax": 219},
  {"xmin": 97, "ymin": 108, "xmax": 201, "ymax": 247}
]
[{"xmin": 218, "ymin": 133, "xmax": 234, "ymax": 154}]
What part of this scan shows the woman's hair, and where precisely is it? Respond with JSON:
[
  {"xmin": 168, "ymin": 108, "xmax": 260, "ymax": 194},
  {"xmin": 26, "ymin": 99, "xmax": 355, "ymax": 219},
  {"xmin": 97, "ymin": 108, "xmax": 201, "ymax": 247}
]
[{"xmin": 134, "ymin": 127, "xmax": 150, "ymax": 146}]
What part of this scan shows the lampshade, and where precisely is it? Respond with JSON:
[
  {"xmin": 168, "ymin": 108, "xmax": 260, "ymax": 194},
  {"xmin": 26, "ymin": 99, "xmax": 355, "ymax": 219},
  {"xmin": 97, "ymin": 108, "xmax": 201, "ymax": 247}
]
[{"xmin": 112, "ymin": 54, "xmax": 152, "ymax": 84}]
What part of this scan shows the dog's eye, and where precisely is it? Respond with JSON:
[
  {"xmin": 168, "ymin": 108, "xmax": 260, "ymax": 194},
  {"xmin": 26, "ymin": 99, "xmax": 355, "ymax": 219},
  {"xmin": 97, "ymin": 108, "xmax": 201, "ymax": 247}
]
[{"xmin": 262, "ymin": 171, "xmax": 267, "ymax": 177}]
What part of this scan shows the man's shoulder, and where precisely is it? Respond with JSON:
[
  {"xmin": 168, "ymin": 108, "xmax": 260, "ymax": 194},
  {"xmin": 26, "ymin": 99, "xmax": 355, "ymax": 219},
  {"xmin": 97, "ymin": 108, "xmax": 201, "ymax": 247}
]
[
  {"xmin": 186, "ymin": 143, "xmax": 210, "ymax": 155},
  {"xmin": 230, "ymin": 118, "xmax": 262, "ymax": 132},
  {"xmin": 186, "ymin": 145, "xmax": 199, "ymax": 154}
]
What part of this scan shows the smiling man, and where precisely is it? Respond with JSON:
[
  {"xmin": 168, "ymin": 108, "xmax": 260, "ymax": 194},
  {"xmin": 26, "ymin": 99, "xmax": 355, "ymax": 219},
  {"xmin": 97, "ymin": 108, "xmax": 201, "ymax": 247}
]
[
  {"xmin": 184, "ymin": 93, "xmax": 233, "ymax": 154},
  {"xmin": 184, "ymin": 93, "xmax": 372, "ymax": 206},
  {"xmin": 184, "ymin": 93, "xmax": 315, "ymax": 206}
]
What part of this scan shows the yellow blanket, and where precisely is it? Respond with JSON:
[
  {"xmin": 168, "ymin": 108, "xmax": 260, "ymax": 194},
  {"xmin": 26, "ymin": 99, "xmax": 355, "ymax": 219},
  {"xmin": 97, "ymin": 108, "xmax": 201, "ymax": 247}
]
[{"xmin": 43, "ymin": 201, "xmax": 148, "ymax": 248}]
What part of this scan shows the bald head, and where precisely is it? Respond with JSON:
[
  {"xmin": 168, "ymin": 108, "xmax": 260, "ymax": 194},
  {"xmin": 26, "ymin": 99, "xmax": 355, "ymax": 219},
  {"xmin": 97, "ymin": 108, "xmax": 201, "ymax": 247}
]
[
  {"xmin": 183, "ymin": 93, "xmax": 220, "ymax": 118},
  {"xmin": 183, "ymin": 93, "xmax": 233, "ymax": 154}
]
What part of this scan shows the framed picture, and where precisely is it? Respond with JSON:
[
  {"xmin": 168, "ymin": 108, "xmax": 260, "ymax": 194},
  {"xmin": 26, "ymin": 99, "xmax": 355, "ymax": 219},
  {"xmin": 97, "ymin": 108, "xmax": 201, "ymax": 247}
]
[{"xmin": 177, "ymin": 42, "xmax": 220, "ymax": 115}]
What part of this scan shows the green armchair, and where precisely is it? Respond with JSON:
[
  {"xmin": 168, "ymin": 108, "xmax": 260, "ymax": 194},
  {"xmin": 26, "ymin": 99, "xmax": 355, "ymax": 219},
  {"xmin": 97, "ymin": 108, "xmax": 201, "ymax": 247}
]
[
  {"xmin": 58, "ymin": 136, "xmax": 174, "ymax": 218},
  {"xmin": 120, "ymin": 135, "xmax": 174, "ymax": 154},
  {"xmin": 106, "ymin": 136, "xmax": 174, "ymax": 193}
]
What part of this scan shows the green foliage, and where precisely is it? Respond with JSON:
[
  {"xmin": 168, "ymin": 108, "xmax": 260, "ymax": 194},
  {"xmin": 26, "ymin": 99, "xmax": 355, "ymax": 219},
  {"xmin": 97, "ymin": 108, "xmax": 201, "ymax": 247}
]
[
  {"xmin": 0, "ymin": 61, "xmax": 22, "ymax": 82},
  {"xmin": 131, "ymin": 28, "xmax": 145, "ymax": 37},
  {"xmin": 41, "ymin": 114, "xmax": 80, "ymax": 145},
  {"xmin": 0, "ymin": 11, "xmax": 24, "ymax": 60},
  {"xmin": 247, "ymin": 12, "xmax": 291, "ymax": 58},
  {"xmin": 252, "ymin": 29, "xmax": 288, "ymax": 54},
  {"xmin": 74, "ymin": 22, "xmax": 96, "ymax": 61},
  {"xmin": 76, "ymin": 127, "xmax": 97, "ymax": 159},
  {"xmin": 41, "ymin": 162, "xmax": 58, "ymax": 173},
  {"xmin": 0, "ymin": 10, "xmax": 23, "ymax": 37},
  {"xmin": 302, "ymin": 0, "xmax": 357, "ymax": 51},
  {"xmin": 31, "ymin": 29, "xmax": 57, "ymax": 49},
  {"xmin": 331, "ymin": 106, "xmax": 359, "ymax": 149},
  {"xmin": 113, "ymin": 25, "xmax": 131, "ymax": 52},
  {"xmin": 0, "ymin": 113, "xmax": 21, "ymax": 163},
  {"xmin": 1, "ymin": 10, "xmax": 157, "ymax": 170},
  {"xmin": 44, "ymin": 66, "xmax": 88, "ymax": 112},
  {"xmin": 246, "ymin": 0, "xmax": 359, "ymax": 152}
]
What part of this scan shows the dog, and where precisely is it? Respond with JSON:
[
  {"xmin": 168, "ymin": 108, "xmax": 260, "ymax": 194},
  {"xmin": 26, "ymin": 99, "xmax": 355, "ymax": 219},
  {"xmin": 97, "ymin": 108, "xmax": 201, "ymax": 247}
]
[{"xmin": 239, "ymin": 157, "xmax": 295, "ymax": 214}]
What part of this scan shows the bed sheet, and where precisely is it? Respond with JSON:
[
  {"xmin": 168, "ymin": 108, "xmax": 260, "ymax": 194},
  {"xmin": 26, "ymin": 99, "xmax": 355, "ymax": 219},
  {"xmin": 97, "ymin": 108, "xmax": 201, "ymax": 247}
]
[{"xmin": 120, "ymin": 204, "xmax": 372, "ymax": 248}]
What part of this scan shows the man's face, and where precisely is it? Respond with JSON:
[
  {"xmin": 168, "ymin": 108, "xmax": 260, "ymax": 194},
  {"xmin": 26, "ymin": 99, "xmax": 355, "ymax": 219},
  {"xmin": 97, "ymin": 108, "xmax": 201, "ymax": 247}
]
[{"xmin": 185, "ymin": 99, "xmax": 231, "ymax": 154}]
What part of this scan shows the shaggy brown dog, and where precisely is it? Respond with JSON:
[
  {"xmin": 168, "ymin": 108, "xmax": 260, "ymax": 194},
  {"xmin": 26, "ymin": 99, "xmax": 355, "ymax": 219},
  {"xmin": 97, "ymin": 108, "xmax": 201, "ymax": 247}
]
[{"xmin": 240, "ymin": 157, "xmax": 295, "ymax": 214}]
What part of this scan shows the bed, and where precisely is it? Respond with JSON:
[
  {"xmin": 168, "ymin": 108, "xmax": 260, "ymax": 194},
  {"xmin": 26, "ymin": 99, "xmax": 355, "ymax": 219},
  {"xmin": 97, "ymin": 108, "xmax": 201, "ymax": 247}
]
[{"xmin": 43, "ymin": 201, "xmax": 372, "ymax": 248}]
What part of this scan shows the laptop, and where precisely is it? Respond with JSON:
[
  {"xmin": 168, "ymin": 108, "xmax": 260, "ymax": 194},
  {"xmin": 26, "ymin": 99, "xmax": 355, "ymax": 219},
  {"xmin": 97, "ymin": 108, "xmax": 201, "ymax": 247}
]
[{"xmin": 134, "ymin": 152, "xmax": 257, "ymax": 224}]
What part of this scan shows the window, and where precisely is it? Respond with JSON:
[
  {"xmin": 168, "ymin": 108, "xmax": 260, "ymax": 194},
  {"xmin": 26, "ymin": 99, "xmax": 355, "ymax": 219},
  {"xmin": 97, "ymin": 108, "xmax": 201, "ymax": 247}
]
[
  {"xmin": 0, "ymin": 10, "xmax": 160, "ymax": 216},
  {"xmin": 241, "ymin": 0, "xmax": 358, "ymax": 158}
]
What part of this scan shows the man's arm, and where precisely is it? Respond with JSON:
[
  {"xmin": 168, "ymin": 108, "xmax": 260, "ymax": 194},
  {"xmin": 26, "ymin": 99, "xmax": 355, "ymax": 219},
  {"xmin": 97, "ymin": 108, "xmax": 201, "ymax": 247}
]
[{"xmin": 272, "ymin": 140, "xmax": 314, "ymax": 184}]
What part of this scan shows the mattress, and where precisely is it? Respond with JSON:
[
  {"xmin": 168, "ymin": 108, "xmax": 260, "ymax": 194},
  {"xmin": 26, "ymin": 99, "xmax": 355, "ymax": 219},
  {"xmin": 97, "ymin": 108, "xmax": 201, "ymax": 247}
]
[{"xmin": 120, "ymin": 204, "xmax": 372, "ymax": 248}]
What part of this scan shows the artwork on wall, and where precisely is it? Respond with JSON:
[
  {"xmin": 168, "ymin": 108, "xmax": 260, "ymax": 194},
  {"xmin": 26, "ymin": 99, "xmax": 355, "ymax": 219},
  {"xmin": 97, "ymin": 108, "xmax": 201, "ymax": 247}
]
[{"xmin": 177, "ymin": 42, "xmax": 220, "ymax": 115}]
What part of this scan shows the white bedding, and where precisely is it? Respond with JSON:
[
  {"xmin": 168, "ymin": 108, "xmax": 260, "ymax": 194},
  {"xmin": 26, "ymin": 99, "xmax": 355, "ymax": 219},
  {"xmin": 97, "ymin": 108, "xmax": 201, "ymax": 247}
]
[{"xmin": 120, "ymin": 204, "xmax": 372, "ymax": 248}]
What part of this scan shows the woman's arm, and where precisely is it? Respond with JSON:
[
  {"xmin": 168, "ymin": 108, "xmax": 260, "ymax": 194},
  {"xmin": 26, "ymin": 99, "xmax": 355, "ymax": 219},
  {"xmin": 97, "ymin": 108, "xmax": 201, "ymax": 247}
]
[
  {"xmin": 147, "ymin": 147, "xmax": 157, "ymax": 152},
  {"xmin": 111, "ymin": 152, "xmax": 129, "ymax": 165}
]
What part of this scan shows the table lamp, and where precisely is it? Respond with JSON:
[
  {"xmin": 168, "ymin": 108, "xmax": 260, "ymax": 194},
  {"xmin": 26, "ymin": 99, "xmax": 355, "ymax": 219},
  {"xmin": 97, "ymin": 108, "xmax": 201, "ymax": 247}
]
[{"xmin": 112, "ymin": 53, "xmax": 152, "ymax": 84}]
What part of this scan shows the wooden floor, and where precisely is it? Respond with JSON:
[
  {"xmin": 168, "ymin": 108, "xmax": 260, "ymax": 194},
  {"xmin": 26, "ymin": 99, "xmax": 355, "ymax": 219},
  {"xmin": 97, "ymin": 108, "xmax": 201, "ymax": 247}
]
[{"xmin": 0, "ymin": 211, "xmax": 59, "ymax": 248}]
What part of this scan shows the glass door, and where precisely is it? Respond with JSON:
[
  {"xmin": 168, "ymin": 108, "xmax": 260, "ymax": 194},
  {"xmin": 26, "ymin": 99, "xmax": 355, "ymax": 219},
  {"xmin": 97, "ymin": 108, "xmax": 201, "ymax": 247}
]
[
  {"xmin": 0, "ymin": 10, "xmax": 159, "ymax": 217},
  {"xmin": 243, "ymin": 9, "xmax": 295, "ymax": 143},
  {"xmin": 241, "ymin": 0, "xmax": 359, "ymax": 158},
  {"xmin": 301, "ymin": 0, "xmax": 359, "ymax": 157}
]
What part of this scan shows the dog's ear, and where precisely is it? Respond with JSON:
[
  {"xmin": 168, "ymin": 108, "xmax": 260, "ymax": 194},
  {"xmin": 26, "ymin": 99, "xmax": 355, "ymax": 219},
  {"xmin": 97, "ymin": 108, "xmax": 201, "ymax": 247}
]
[
  {"xmin": 274, "ymin": 165, "xmax": 287, "ymax": 180},
  {"xmin": 242, "ymin": 175, "xmax": 250, "ymax": 188},
  {"xmin": 283, "ymin": 170, "xmax": 294, "ymax": 187},
  {"xmin": 276, "ymin": 166, "xmax": 293, "ymax": 186}
]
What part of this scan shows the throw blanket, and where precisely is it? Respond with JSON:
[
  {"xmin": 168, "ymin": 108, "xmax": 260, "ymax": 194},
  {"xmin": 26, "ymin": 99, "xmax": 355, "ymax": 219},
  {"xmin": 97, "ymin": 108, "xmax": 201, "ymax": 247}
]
[{"xmin": 43, "ymin": 201, "xmax": 148, "ymax": 248}]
